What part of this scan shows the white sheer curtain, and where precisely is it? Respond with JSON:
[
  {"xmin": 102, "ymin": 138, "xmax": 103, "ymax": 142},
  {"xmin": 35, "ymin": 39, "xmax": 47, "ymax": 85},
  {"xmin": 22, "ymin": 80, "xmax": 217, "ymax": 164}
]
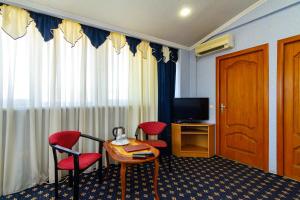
[{"xmin": 0, "ymin": 20, "xmax": 157, "ymax": 195}]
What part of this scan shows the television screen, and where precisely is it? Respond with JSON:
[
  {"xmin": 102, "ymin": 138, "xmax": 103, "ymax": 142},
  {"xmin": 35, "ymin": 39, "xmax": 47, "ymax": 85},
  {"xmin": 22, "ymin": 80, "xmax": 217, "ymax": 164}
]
[{"xmin": 172, "ymin": 98, "xmax": 209, "ymax": 122}]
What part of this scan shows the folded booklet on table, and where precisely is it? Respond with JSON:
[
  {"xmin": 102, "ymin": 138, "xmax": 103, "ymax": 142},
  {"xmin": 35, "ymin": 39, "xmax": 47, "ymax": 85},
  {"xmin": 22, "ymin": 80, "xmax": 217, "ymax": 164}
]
[{"xmin": 123, "ymin": 144, "xmax": 150, "ymax": 152}]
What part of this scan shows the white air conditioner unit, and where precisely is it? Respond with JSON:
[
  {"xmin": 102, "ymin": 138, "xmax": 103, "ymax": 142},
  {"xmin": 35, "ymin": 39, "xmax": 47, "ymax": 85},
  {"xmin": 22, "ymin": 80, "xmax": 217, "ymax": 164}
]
[{"xmin": 195, "ymin": 34, "xmax": 234, "ymax": 57}]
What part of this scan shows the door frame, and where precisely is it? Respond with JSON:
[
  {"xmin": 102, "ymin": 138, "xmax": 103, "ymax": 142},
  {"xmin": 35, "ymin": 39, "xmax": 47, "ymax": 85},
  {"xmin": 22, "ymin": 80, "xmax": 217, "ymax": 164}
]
[
  {"xmin": 216, "ymin": 44, "xmax": 269, "ymax": 172},
  {"xmin": 277, "ymin": 34, "xmax": 300, "ymax": 176}
]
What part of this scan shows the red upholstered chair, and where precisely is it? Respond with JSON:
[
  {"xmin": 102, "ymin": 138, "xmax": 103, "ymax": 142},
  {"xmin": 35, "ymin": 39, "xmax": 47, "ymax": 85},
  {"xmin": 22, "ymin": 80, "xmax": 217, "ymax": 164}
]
[
  {"xmin": 49, "ymin": 131, "xmax": 103, "ymax": 200},
  {"xmin": 136, "ymin": 121, "xmax": 171, "ymax": 170}
]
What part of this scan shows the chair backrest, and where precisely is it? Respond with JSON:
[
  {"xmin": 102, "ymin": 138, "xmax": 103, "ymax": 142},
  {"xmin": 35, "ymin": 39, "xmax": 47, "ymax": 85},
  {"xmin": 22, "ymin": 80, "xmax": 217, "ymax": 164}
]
[
  {"xmin": 49, "ymin": 130, "xmax": 81, "ymax": 150},
  {"xmin": 138, "ymin": 121, "xmax": 167, "ymax": 135}
]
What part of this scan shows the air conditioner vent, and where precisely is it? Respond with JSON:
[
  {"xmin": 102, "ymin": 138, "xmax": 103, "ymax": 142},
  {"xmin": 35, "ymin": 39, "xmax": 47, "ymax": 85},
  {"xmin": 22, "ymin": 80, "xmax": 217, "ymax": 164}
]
[
  {"xmin": 197, "ymin": 45, "xmax": 226, "ymax": 56},
  {"xmin": 195, "ymin": 34, "xmax": 234, "ymax": 57}
]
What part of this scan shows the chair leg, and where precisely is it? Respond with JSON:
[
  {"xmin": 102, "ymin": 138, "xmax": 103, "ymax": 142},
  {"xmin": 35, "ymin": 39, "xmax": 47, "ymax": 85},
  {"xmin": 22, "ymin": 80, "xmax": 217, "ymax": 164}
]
[
  {"xmin": 105, "ymin": 150, "xmax": 110, "ymax": 179},
  {"xmin": 137, "ymin": 163, "xmax": 141, "ymax": 173},
  {"xmin": 69, "ymin": 170, "xmax": 73, "ymax": 187},
  {"xmin": 73, "ymin": 170, "xmax": 80, "ymax": 200},
  {"xmin": 54, "ymin": 168, "xmax": 59, "ymax": 199},
  {"xmin": 168, "ymin": 149, "xmax": 172, "ymax": 171},
  {"xmin": 158, "ymin": 150, "xmax": 162, "ymax": 163},
  {"xmin": 98, "ymin": 159, "xmax": 102, "ymax": 183}
]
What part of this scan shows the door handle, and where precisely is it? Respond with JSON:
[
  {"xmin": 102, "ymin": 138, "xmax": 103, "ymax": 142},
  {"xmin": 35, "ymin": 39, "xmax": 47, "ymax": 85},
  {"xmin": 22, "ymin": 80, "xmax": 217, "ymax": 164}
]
[{"xmin": 220, "ymin": 103, "xmax": 226, "ymax": 112}]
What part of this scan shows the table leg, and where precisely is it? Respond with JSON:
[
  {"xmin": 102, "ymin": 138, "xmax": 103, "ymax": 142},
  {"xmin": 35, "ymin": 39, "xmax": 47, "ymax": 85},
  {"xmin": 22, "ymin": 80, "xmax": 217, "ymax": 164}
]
[
  {"xmin": 120, "ymin": 163, "xmax": 127, "ymax": 200},
  {"xmin": 105, "ymin": 150, "xmax": 110, "ymax": 179},
  {"xmin": 153, "ymin": 158, "xmax": 159, "ymax": 200}
]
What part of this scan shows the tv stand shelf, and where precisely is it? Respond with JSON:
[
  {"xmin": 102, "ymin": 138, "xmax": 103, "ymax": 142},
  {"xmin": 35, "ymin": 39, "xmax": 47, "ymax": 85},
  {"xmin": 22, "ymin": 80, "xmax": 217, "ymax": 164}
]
[{"xmin": 172, "ymin": 123, "xmax": 215, "ymax": 158}]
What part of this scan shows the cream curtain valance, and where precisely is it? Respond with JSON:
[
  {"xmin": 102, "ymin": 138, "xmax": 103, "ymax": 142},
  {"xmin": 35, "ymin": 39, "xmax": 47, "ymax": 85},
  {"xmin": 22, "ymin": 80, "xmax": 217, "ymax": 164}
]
[
  {"xmin": 0, "ymin": 4, "xmax": 178, "ymax": 62},
  {"xmin": 137, "ymin": 41, "xmax": 150, "ymax": 59},
  {"xmin": 58, "ymin": 19, "xmax": 83, "ymax": 47},
  {"xmin": 108, "ymin": 32, "xmax": 127, "ymax": 54},
  {"xmin": 0, "ymin": 4, "xmax": 32, "ymax": 39}
]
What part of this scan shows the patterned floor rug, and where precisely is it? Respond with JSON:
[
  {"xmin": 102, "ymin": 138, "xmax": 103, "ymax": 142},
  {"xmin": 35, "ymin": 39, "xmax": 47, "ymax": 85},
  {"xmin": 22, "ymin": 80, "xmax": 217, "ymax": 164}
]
[{"xmin": 1, "ymin": 156, "xmax": 300, "ymax": 200}]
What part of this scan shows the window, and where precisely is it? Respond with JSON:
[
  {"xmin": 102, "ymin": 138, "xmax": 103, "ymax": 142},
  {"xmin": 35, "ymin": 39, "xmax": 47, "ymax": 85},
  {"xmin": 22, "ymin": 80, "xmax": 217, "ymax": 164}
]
[{"xmin": 1, "ymin": 26, "xmax": 130, "ymax": 108}]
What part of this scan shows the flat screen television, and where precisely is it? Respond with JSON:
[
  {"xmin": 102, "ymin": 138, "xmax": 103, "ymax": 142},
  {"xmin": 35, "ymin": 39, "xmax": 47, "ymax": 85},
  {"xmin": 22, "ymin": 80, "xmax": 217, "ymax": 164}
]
[{"xmin": 172, "ymin": 98, "xmax": 209, "ymax": 123}]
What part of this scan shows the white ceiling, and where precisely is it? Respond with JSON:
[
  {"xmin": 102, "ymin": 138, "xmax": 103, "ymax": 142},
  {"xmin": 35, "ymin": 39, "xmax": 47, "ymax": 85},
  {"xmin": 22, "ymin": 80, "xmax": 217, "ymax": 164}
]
[{"xmin": 4, "ymin": 0, "xmax": 260, "ymax": 49}]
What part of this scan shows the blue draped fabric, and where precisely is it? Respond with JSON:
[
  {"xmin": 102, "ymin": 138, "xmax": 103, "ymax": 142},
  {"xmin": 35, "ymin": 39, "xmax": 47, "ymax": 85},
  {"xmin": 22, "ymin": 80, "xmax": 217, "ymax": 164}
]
[
  {"xmin": 29, "ymin": 11, "xmax": 62, "ymax": 42},
  {"xmin": 157, "ymin": 52, "xmax": 178, "ymax": 152},
  {"xmin": 126, "ymin": 36, "xmax": 141, "ymax": 55},
  {"xmin": 169, "ymin": 48, "xmax": 179, "ymax": 62},
  {"xmin": 81, "ymin": 25, "xmax": 110, "ymax": 48},
  {"xmin": 150, "ymin": 42, "xmax": 163, "ymax": 62}
]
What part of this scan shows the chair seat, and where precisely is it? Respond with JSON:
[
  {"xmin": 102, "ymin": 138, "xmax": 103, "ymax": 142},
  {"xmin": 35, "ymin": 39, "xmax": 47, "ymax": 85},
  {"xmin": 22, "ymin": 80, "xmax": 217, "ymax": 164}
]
[
  {"xmin": 58, "ymin": 153, "xmax": 102, "ymax": 170},
  {"xmin": 144, "ymin": 140, "xmax": 167, "ymax": 148}
]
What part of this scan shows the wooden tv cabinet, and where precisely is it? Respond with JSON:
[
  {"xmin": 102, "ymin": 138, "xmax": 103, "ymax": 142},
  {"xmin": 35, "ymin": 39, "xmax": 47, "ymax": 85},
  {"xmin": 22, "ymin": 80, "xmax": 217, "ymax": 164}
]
[{"xmin": 172, "ymin": 123, "xmax": 215, "ymax": 158}]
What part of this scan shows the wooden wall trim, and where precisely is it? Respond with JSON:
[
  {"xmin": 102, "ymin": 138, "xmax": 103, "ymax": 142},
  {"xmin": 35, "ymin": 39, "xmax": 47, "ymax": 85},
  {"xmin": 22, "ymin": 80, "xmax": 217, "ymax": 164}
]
[
  {"xmin": 216, "ymin": 56, "xmax": 220, "ymax": 156},
  {"xmin": 263, "ymin": 44, "xmax": 269, "ymax": 172},
  {"xmin": 277, "ymin": 34, "xmax": 300, "ymax": 176},
  {"xmin": 277, "ymin": 38, "xmax": 284, "ymax": 176},
  {"xmin": 216, "ymin": 44, "xmax": 269, "ymax": 172}
]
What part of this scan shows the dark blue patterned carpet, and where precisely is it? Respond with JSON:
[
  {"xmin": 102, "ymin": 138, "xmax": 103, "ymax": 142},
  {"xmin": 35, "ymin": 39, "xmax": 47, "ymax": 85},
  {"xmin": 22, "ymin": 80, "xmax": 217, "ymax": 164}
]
[{"xmin": 1, "ymin": 156, "xmax": 300, "ymax": 200}]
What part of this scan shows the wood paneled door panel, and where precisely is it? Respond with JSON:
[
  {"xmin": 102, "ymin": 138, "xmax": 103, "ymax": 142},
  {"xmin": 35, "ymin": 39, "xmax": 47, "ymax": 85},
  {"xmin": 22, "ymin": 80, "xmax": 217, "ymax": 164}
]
[
  {"xmin": 278, "ymin": 35, "xmax": 300, "ymax": 181},
  {"xmin": 216, "ymin": 44, "xmax": 269, "ymax": 171}
]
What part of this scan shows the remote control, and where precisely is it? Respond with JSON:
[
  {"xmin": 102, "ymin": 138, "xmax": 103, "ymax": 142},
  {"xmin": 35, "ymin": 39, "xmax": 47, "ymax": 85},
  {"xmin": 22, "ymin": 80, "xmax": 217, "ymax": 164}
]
[
  {"xmin": 132, "ymin": 154, "xmax": 147, "ymax": 159},
  {"xmin": 135, "ymin": 152, "xmax": 154, "ymax": 155},
  {"xmin": 132, "ymin": 152, "xmax": 154, "ymax": 157}
]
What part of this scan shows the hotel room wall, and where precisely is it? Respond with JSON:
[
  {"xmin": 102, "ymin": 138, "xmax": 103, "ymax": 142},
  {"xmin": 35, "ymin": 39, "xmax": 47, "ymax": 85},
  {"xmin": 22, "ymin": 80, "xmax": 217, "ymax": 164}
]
[{"xmin": 180, "ymin": 0, "xmax": 300, "ymax": 173}]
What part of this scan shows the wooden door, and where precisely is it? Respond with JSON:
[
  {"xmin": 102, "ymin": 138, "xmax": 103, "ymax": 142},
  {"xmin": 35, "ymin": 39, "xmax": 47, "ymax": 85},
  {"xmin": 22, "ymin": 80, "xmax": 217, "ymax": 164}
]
[
  {"xmin": 278, "ymin": 35, "xmax": 300, "ymax": 181},
  {"xmin": 216, "ymin": 44, "xmax": 269, "ymax": 171}
]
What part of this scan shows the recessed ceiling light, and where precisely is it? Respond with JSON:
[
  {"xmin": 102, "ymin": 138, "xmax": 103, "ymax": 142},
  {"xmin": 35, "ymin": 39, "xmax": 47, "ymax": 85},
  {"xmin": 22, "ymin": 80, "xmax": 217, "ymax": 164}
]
[{"xmin": 179, "ymin": 7, "xmax": 191, "ymax": 17}]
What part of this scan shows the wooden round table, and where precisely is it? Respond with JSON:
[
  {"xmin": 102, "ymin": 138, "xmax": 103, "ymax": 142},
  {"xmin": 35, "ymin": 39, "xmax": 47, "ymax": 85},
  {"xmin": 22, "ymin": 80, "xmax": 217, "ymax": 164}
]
[{"xmin": 103, "ymin": 138, "xmax": 160, "ymax": 200}]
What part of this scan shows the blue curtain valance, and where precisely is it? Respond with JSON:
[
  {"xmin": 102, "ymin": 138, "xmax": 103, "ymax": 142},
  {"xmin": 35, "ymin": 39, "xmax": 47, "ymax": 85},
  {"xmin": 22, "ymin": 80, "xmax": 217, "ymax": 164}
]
[
  {"xmin": 169, "ymin": 48, "xmax": 178, "ymax": 62},
  {"xmin": 126, "ymin": 36, "xmax": 141, "ymax": 56},
  {"xmin": 150, "ymin": 42, "xmax": 163, "ymax": 62},
  {"xmin": 81, "ymin": 24, "xmax": 110, "ymax": 48},
  {"xmin": 29, "ymin": 11, "xmax": 62, "ymax": 42}
]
